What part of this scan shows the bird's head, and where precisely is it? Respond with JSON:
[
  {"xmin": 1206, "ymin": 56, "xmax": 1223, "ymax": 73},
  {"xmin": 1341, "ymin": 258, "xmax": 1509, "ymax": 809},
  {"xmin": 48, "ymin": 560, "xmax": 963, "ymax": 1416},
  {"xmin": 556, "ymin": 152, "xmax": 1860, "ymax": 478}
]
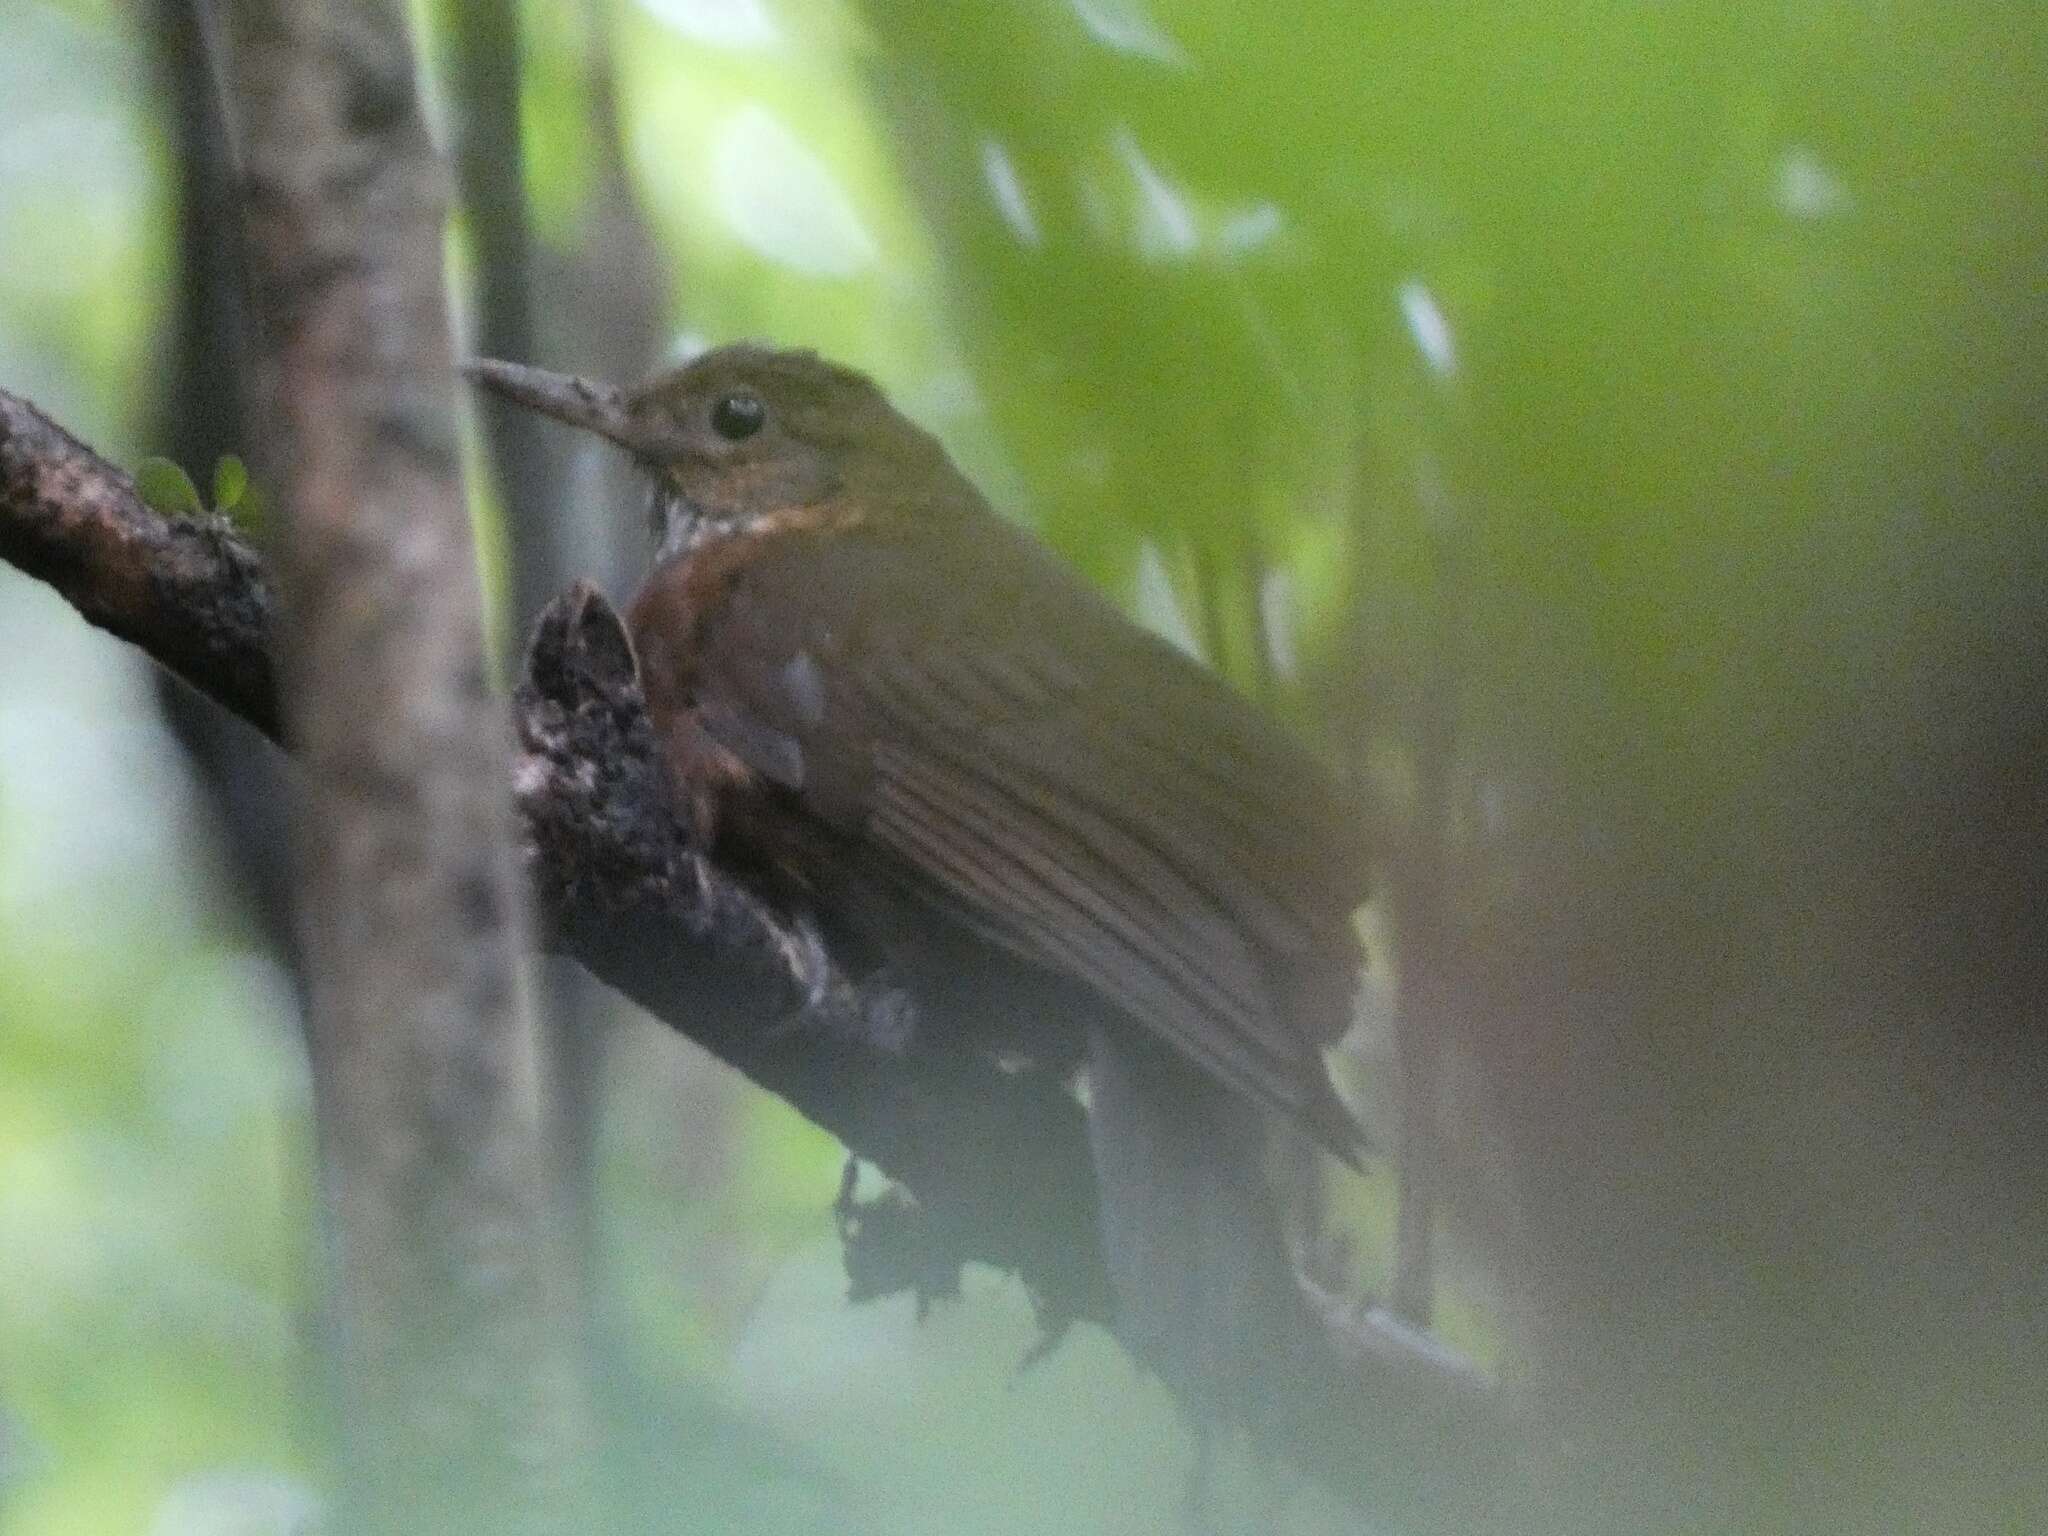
[{"xmin": 465, "ymin": 344, "xmax": 966, "ymax": 557}]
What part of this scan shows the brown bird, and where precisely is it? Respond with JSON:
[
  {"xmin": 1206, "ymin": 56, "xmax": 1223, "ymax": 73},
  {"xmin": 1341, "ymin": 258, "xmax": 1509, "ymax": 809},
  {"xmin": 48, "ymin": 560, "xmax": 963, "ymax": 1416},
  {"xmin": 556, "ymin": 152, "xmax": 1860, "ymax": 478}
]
[{"xmin": 468, "ymin": 344, "xmax": 1370, "ymax": 1416}]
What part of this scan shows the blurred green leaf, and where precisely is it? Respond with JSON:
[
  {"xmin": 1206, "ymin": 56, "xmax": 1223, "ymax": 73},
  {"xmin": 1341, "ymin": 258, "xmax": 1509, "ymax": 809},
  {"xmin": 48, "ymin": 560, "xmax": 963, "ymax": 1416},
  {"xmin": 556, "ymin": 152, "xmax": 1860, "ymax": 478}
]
[
  {"xmin": 211, "ymin": 454, "xmax": 247, "ymax": 514},
  {"xmin": 133, "ymin": 457, "xmax": 203, "ymax": 519}
]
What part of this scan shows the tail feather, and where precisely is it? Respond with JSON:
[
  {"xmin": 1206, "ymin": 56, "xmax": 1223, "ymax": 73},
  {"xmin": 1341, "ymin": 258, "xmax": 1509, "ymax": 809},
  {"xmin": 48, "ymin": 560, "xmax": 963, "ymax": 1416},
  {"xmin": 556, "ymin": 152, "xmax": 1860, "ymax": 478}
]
[{"xmin": 1086, "ymin": 1024, "xmax": 1326, "ymax": 1432}]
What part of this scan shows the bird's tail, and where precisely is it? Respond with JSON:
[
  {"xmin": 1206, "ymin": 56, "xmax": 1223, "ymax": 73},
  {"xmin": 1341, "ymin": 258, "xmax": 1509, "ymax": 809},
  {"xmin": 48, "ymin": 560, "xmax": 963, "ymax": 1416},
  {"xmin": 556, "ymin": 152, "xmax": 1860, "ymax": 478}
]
[{"xmin": 1085, "ymin": 1023, "xmax": 1329, "ymax": 1435}]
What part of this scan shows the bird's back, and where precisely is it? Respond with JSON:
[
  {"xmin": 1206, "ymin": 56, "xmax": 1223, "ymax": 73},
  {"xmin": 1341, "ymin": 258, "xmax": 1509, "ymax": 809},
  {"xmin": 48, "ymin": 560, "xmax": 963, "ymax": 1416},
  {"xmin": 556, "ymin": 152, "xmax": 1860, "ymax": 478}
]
[{"xmin": 658, "ymin": 510, "xmax": 1369, "ymax": 1155}]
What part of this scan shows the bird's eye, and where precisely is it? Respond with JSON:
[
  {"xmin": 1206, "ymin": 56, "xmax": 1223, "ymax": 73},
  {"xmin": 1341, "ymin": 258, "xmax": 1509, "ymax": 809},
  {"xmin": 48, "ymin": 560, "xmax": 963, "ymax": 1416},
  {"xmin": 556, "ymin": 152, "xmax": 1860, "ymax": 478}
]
[{"xmin": 709, "ymin": 390, "xmax": 766, "ymax": 442}]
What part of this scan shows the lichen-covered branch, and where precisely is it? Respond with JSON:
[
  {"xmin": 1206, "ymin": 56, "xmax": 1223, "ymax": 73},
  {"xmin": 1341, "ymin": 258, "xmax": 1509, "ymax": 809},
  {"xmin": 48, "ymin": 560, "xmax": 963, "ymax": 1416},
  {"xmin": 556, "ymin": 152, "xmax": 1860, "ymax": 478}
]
[
  {"xmin": 0, "ymin": 398, "xmax": 279, "ymax": 736},
  {"xmin": 0, "ymin": 379, "xmax": 1111, "ymax": 1324}
]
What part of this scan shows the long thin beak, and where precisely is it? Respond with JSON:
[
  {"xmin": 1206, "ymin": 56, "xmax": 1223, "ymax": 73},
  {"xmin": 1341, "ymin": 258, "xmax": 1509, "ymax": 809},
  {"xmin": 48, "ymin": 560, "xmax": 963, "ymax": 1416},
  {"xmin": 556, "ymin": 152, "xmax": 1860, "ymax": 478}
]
[{"xmin": 462, "ymin": 358, "xmax": 643, "ymax": 453}]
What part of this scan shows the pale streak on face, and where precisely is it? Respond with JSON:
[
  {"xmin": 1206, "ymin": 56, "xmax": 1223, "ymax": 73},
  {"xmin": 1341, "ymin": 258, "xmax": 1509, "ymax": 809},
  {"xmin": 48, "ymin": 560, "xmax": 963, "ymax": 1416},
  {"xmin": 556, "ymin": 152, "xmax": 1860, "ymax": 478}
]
[{"xmin": 647, "ymin": 478, "xmax": 729, "ymax": 562}]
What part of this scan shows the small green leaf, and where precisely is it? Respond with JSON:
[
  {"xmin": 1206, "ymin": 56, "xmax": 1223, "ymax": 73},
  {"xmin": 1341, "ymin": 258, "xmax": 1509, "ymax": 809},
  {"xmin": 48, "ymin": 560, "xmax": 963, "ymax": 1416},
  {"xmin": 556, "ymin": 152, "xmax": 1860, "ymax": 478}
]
[
  {"xmin": 212, "ymin": 454, "xmax": 248, "ymax": 513},
  {"xmin": 236, "ymin": 483, "xmax": 267, "ymax": 532},
  {"xmin": 134, "ymin": 457, "xmax": 204, "ymax": 518}
]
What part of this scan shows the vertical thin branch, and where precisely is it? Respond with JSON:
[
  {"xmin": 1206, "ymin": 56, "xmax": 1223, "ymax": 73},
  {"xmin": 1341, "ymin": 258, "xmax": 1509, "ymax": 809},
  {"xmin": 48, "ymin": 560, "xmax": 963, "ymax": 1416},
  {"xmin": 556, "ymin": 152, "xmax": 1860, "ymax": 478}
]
[
  {"xmin": 1388, "ymin": 850, "xmax": 1445, "ymax": 1326},
  {"xmin": 443, "ymin": 0, "xmax": 571, "ymax": 643},
  {"xmin": 152, "ymin": 0, "xmax": 302, "ymax": 963},
  {"xmin": 440, "ymin": 0, "xmax": 668, "ymax": 1307},
  {"xmin": 552, "ymin": 0, "xmax": 670, "ymax": 601},
  {"xmin": 1388, "ymin": 467, "xmax": 1466, "ymax": 1329},
  {"xmin": 1240, "ymin": 532, "xmax": 1277, "ymax": 694},
  {"xmin": 440, "ymin": 0, "xmax": 612, "ymax": 1301},
  {"xmin": 1189, "ymin": 540, "xmax": 1230, "ymax": 672},
  {"xmin": 215, "ymin": 0, "xmax": 598, "ymax": 1528}
]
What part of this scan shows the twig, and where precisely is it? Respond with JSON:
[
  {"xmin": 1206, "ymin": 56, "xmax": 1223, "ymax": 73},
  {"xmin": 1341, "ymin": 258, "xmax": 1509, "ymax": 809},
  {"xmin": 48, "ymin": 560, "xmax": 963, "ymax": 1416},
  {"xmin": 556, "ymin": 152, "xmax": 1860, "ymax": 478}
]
[{"xmin": 0, "ymin": 397, "xmax": 279, "ymax": 735}]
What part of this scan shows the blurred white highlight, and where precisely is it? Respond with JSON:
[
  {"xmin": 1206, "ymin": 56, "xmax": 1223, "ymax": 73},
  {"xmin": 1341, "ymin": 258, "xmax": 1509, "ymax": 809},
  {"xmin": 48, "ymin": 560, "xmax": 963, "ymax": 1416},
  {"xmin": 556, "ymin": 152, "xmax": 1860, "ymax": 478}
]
[
  {"xmin": 1775, "ymin": 147, "xmax": 1852, "ymax": 221},
  {"xmin": 1069, "ymin": 0, "xmax": 1189, "ymax": 66},
  {"xmin": 636, "ymin": 0, "xmax": 781, "ymax": 49},
  {"xmin": 981, "ymin": 140, "xmax": 1044, "ymax": 247},
  {"xmin": 1115, "ymin": 131, "xmax": 1198, "ymax": 261},
  {"xmin": 712, "ymin": 105, "xmax": 877, "ymax": 277},
  {"xmin": 1399, "ymin": 279, "xmax": 1457, "ymax": 377}
]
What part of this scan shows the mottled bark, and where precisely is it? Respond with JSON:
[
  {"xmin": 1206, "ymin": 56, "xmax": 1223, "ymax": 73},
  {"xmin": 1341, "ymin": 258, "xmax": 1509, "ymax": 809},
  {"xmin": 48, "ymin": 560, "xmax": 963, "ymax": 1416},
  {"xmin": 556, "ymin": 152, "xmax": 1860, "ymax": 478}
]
[
  {"xmin": 212, "ymin": 0, "xmax": 596, "ymax": 1529},
  {"xmin": 0, "ymin": 398, "xmax": 279, "ymax": 734}
]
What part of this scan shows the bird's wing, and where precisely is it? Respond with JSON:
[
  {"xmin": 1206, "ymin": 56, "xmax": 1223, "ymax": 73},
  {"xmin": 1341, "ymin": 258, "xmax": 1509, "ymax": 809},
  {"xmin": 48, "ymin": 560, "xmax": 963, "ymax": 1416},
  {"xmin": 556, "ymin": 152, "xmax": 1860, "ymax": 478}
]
[{"xmin": 692, "ymin": 522, "xmax": 1369, "ymax": 1152}]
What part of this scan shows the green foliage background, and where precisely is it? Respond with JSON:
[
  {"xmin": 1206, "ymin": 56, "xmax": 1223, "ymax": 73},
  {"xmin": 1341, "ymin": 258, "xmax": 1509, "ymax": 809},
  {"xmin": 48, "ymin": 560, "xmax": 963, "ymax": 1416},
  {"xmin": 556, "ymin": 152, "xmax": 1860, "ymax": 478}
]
[{"xmin": 0, "ymin": 0, "xmax": 2041, "ymax": 1530}]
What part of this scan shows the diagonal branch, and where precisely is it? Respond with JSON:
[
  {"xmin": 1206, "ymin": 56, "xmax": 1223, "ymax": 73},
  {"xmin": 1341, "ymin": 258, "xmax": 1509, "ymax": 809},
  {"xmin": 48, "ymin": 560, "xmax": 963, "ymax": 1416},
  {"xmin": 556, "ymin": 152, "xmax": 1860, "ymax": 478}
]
[
  {"xmin": 0, "ymin": 383, "xmax": 1517, "ymax": 1527},
  {"xmin": 0, "ymin": 381, "xmax": 1110, "ymax": 1326},
  {"xmin": 0, "ymin": 398, "xmax": 279, "ymax": 737}
]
